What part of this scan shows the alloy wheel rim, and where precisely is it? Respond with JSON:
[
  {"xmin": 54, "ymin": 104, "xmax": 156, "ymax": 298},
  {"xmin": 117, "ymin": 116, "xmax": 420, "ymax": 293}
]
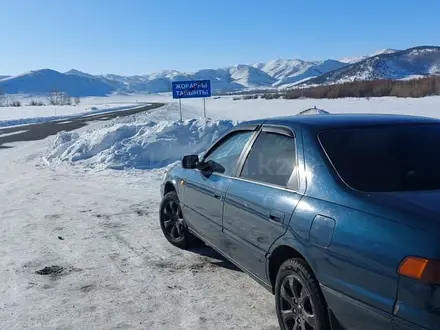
[
  {"xmin": 162, "ymin": 200, "xmax": 185, "ymax": 240},
  {"xmin": 279, "ymin": 274, "xmax": 316, "ymax": 330}
]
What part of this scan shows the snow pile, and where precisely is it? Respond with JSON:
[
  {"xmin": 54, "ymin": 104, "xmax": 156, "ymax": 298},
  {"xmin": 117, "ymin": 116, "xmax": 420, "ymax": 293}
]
[{"xmin": 46, "ymin": 118, "xmax": 235, "ymax": 170}]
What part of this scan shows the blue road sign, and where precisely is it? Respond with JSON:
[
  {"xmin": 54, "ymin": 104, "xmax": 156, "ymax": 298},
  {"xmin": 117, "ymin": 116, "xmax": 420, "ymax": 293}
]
[{"xmin": 172, "ymin": 80, "xmax": 211, "ymax": 99}]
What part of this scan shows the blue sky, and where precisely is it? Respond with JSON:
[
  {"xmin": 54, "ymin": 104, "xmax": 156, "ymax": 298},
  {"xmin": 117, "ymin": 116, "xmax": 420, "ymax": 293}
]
[{"xmin": 1, "ymin": 0, "xmax": 439, "ymax": 75}]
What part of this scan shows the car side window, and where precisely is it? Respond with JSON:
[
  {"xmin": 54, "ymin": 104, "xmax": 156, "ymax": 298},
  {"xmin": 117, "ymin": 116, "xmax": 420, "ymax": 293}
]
[
  {"xmin": 203, "ymin": 131, "xmax": 254, "ymax": 175},
  {"xmin": 240, "ymin": 131, "xmax": 297, "ymax": 188}
]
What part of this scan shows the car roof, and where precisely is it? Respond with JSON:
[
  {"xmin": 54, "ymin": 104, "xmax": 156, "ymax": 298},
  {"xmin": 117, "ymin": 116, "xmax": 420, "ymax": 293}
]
[{"xmin": 243, "ymin": 113, "xmax": 440, "ymax": 130}]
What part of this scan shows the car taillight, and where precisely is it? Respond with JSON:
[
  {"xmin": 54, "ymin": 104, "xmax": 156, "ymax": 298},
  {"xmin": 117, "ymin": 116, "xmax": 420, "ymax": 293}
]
[{"xmin": 398, "ymin": 256, "xmax": 440, "ymax": 284}]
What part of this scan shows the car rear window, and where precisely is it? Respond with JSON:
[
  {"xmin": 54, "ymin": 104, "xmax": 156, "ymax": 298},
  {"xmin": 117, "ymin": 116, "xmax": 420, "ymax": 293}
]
[{"xmin": 318, "ymin": 124, "xmax": 440, "ymax": 192}]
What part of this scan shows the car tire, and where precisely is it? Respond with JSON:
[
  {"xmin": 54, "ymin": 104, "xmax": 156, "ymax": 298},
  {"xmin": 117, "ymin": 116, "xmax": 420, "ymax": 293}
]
[
  {"xmin": 275, "ymin": 258, "xmax": 329, "ymax": 330},
  {"xmin": 159, "ymin": 191, "xmax": 198, "ymax": 249}
]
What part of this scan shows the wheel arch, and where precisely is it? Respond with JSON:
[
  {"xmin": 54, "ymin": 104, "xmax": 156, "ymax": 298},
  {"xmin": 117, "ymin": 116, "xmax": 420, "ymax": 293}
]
[
  {"xmin": 268, "ymin": 245, "xmax": 306, "ymax": 291},
  {"xmin": 268, "ymin": 236, "xmax": 340, "ymax": 329},
  {"xmin": 267, "ymin": 239, "xmax": 321, "ymax": 294}
]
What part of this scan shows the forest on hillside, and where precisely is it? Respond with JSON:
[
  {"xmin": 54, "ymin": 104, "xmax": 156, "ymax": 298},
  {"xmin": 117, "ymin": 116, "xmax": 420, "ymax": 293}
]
[{"xmin": 284, "ymin": 75, "xmax": 440, "ymax": 99}]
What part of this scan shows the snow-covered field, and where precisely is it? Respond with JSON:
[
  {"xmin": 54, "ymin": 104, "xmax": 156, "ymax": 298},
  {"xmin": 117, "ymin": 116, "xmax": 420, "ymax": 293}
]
[
  {"xmin": 0, "ymin": 95, "xmax": 148, "ymax": 127},
  {"xmin": 2, "ymin": 94, "xmax": 440, "ymax": 329},
  {"xmin": 4, "ymin": 92, "xmax": 440, "ymax": 127},
  {"xmin": 106, "ymin": 93, "xmax": 440, "ymax": 121},
  {"xmin": 186, "ymin": 94, "xmax": 440, "ymax": 121},
  {"xmin": 0, "ymin": 140, "xmax": 278, "ymax": 329}
]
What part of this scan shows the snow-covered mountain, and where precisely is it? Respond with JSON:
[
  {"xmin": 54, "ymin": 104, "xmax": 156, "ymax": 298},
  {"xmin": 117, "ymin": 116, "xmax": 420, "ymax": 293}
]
[
  {"xmin": 100, "ymin": 65, "xmax": 276, "ymax": 93},
  {"xmin": 254, "ymin": 59, "xmax": 347, "ymax": 87},
  {"xmin": 254, "ymin": 59, "xmax": 308, "ymax": 79},
  {"xmin": 253, "ymin": 59, "xmax": 346, "ymax": 86},
  {"xmin": 0, "ymin": 58, "xmax": 347, "ymax": 95},
  {"xmin": 340, "ymin": 48, "xmax": 400, "ymax": 64},
  {"xmin": 1, "ymin": 46, "xmax": 439, "ymax": 96},
  {"xmin": 302, "ymin": 46, "xmax": 440, "ymax": 86},
  {"xmin": 0, "ymin": 69, "xmax": 116, "ymax": 96},
  {"xmin": 65, "ymin": 69, "xmax": 97, "ymax": 79},
  {"xmin": 227, "ymin": 65, "xmax": 276, "ymax": 88},
  {"xmin": 0, "ymin": 75, "xmax": 10, "ymax": 81}
]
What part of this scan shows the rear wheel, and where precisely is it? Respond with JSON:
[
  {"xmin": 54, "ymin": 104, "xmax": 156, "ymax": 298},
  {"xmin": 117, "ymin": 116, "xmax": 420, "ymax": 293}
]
[
  {"xmin": 275, "ymin": 258, "xmax": 329, "ymax": 330},
  {"xmin": 159, "ymin": 191, "xmax": 196, "ymax": 249}
]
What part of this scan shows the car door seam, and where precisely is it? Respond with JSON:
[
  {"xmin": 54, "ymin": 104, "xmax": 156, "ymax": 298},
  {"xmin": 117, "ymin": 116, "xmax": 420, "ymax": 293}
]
[{"xmin": 265, "ymin": 193, "xmax": 306, "ymax": 259}]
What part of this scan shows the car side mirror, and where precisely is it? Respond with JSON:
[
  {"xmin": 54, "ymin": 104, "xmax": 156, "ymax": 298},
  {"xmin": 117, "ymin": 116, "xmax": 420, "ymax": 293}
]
[
  {"xmin": 182, "ymin": 155, "xmax": 199, "ymax": 169},
  {"xmin": 197, "ymin": 160, "xmax": 225, "ymax": 175}
]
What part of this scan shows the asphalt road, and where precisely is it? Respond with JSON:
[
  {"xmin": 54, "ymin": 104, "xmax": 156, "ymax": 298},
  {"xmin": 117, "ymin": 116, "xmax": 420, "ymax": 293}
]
[{"xmin": 0, "ymin": 103, "xmax": 165, "ymax": 149}]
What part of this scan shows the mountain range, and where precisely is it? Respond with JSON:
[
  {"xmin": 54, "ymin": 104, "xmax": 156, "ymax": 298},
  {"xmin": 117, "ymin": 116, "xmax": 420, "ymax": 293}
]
[
  {"xmin": 303, "ymin": 46, "xmax": 440, "ymax": 86},
  {"xmin": 0, "ymin": 46, "xmax": 439, "ymax": 97}
]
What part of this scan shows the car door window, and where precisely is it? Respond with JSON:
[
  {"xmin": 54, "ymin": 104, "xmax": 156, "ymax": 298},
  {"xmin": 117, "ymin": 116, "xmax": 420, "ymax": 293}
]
[
  {"xmin": 240, "ymin": 131, "xmax": 297, "ymax": 188},
  {"xmin": 204, "ymin": 131, "xmax": 254, "ymax": 175}
]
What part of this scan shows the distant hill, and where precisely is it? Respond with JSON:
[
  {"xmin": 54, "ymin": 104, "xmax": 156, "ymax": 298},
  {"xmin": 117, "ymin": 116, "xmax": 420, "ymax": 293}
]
[{"xmin": 0, "ymin": 69, "xmax": 115, "ymax": 96}]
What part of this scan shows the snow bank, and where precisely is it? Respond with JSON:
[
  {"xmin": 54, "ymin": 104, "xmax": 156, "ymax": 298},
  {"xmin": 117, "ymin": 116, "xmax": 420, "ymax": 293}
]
[{"xmin": 46, "ymin": 118, "xmax": 235, "ymax": 170}]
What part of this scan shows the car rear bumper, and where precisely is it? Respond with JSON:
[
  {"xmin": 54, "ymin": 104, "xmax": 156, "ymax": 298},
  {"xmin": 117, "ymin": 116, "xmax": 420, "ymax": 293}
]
[
  {"xmin": 394, "ymin": 277, "xmax": 440, "ymax": 330},
  {"xmin": 322, "ymin": 284, "xmax": 439, "ymax": 330}
]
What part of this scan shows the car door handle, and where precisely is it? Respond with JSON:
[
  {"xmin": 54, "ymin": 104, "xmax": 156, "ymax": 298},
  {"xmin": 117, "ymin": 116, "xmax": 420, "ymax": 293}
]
[
  {"xmin": 269, "ymin": 211, "xmax": 285, "ymax": 224},
  {"xmin": 214, "ymin": 194, "xmax": 222, "ymax": 200}
]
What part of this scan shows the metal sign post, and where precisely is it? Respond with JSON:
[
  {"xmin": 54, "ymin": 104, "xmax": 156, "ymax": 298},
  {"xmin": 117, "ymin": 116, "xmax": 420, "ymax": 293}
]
[{"xmin": 171, "ymin": 80, "xmax": 211, "ymax": 120}]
